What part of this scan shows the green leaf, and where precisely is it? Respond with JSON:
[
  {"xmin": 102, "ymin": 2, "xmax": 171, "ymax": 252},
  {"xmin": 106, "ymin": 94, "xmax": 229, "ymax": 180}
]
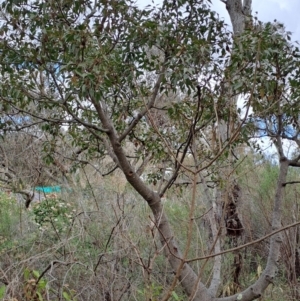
[
  {"xmin": 24, "ymin": 268, "xmax": 30, "ymax": 281},
  {"xmin": 32, "ymin": 270, "xmax": 40, "ymax": 278},
  {"xmin": 172, "ymin": 291, "xmax": 180, "ymax": 300},
  {"xmin": 38, "ymin": 279, "xmax": 47, "ymax": 290},
  {"xmin": 0, "ymin": 286, "xmax": 6, "ymax": 299},
  {"xmin": 63, "ymin": 291, "xmax": 71, "ymax": 301},
  {"xmin": 37, "ymin": 291, "xmax": 44, "ymax": 301}
]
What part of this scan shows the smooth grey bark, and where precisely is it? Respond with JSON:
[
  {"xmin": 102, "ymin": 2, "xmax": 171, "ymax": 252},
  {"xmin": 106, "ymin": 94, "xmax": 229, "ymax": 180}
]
[
  {"xmin": 208, "ymin": 196, "xmax": 222, "ymax": 296},
  {"xmin": 224, "ymin": 0, "xmax": 252, "ymax": 34},
  {"xmin": 198, "ymin": 171, "xmax": 222, "ymax": 296}
]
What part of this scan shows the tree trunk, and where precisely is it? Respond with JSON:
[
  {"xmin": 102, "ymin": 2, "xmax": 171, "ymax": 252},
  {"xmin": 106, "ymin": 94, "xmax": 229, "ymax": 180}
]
[{"xmin": 204, "ymin": 0, "xmax": 253, "ymax": 294}]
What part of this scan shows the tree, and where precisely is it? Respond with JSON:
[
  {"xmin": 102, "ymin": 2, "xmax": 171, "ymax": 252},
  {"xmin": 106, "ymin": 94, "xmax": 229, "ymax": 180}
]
[{"xmin": 0, "ymin": 0, "xmax": 300, "ymax": 300}]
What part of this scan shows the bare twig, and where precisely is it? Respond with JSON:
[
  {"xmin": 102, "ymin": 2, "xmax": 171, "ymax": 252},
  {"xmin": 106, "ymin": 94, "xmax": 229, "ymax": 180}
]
[{"xmin": 187, "ymin": 220, "xmax": 300, "ymax": 263}]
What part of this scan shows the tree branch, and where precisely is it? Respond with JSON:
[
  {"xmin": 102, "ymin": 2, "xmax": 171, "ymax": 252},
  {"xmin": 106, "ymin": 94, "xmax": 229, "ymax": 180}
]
[
  {"xmin": 188, "ymin": 220, "xmax": 300, "ymax": 263},
  {"xmin": 118, "ymin": 65, "xmax": 166, "ymax": 142},
  {"xmin": 282, "ymin": 181, "xmax": 300, "ymax": 186}
]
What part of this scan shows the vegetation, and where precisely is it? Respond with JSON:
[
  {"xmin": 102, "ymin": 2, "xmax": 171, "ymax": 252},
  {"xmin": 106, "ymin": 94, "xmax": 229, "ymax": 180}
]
[{"xmin": 0, "ymin": 0, "xmax": 300, "ymax": 300}]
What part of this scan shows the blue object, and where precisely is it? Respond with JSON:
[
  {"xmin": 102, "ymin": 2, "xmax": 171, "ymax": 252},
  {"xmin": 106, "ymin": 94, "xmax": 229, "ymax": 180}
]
[{"xmin": 35, "ymin": 186, "xmax": 61, "ymax": 193}]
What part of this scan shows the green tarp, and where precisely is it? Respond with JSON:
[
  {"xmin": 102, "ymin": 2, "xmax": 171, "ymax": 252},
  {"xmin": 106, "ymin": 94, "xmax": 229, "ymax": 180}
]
[{"xmin": 35, "ymin": 186, "xmax": 61, "ymax": 193}]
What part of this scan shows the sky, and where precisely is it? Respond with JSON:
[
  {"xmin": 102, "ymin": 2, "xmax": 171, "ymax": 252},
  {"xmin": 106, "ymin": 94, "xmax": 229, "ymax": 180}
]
[{"xmin": 138, "ymin": 0, "xmax": 300, "ymax": 42}]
